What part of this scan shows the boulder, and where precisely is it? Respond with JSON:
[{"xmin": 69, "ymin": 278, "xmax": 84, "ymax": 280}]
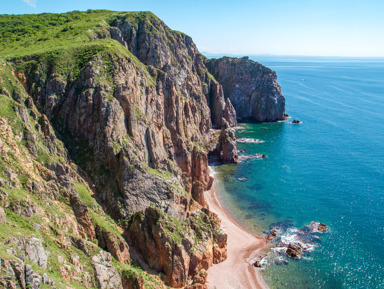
[
  {"xmin": 318, "ymin": 223, "xmax": 329, "ymax": 232},
  {"xmin": 286, "ymin": 243, "xmax": 302, "ymax": 258},
  {"xmin": 265, "ymin": 235, "xmax": 275, "ymax": 243},
  {"xmin": 270, "ymin": 229, "xmax": 278, "ymax": 236}
]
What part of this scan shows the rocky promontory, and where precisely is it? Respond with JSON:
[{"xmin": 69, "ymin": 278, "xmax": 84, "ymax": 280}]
[
  {"xmin": 206, "ymin": 56, "xmax": 286, "ymax": 122},
  {"xmin": 0, "ymin": 10, "xmax": 285, "ymax": 289}
]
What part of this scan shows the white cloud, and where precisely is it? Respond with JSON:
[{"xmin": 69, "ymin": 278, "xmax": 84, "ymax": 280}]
[{"xmin": 22, "ymin": 0, "xmax": 37, "ymax": 8}]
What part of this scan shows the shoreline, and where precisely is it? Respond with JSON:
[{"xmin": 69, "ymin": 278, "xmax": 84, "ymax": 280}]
[{"xmin": 205, "ymin": 176, "xmax": 270, "ymax": 289}]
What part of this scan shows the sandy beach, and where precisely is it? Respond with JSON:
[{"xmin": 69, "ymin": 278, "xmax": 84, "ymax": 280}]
[{"xmin": 206, "ymin": 185, "xmax": 269, "ymax": 289}]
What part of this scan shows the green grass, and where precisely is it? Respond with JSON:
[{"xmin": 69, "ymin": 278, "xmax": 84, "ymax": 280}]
[{"xmin": 0, "ymin": 10, "xmax": 162, "ymax": 60}]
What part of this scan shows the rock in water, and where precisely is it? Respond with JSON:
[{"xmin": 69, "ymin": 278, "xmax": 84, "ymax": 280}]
[
  {"xmin": 286, "ymin": 243, "xmax": 302, "ymax": 258},
  {"xmin": 216, "ymin": 119, "xmax": 239, "ymax": 163},
  {"xmin": 206, "ymin": 56, "xmax": 286, "ymax": 122},
  {"xmin": 309, "ymin": 221, "xmax": 329, "ymax": 232},
  {"xmin": 292, "ymin": 119, "xmax": 300, "ymax": 124}
]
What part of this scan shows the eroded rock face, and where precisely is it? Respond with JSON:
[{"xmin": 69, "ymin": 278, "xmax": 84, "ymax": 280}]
[
  {"xmin": 10, "ymin": 237, "xmax": 50, "ymax": 269},
  {"xmin": 96, "ymin": 225, "xmax": 130, "ymax": 264},
  {"xmin": 128, "ymin": 207, "xmax": 227, "ymax": 288},
  {"xmin": 206, "ymin": 56, "xmax": 285, "ymax": 122},
  {"xmin": 70, "ymin": 195, "xmax": 96, "ymax": 241},
  {"xmin": 215, "ymin": 119, "xmax": 239, "ymax": 164},
  {"xmin": 92, "ymin": 251, "xmax": 123, "ymax": 289},
  {"xmin": 0, "ymin": 11, "xmax": 287, "ymax": 289}
]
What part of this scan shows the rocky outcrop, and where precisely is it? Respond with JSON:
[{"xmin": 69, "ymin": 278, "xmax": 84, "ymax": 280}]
[
  {"xmin": 96, "ymin": 225, "xmax": 130, "ymax": 264},
  {"xmin": 0, "ymin": 9, "xmax": 287, "ymax": 289},
  {"xmin": 215, "ymin": 119, "xmax": 239, "ymax": 164},
  {"xmin": 286, "ymin": 243, "xmax": 302, "ymax": 258},
  {"xmin": 206, "ymin": 56, "xmax": 285, "ymax": 122},
  {"xmin": 127, "ymin": 207, "xmax": 227, "ymax": 287},
  {"xmin": 92, "ymin": 251, "xmax": 123, "ymax": 289},
  {"xmin": 70, "ymin": 195, "xmax": 96, "ymax": 241}
]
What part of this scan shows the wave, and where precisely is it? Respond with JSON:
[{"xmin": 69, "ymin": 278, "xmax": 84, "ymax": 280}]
[
  {"xmin": 259, "ymin": 221, "xmax": 328, "ymax": 266},
  {"xmin": 237, "ymin": 138, "xmax": 265, "ymax": 144}
]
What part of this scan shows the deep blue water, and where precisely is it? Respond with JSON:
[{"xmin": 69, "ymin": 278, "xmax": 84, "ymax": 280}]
[{"xmin": 213, "ymin": 57, "xmax": 384, "ymax": 288}]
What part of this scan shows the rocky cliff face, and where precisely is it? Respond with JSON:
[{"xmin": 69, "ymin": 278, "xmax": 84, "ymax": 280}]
[
  {"xmin": 0, "ymin": 10, "xmax": 284, "ymax": 289},
  {"xmin": 206, "ymin": 56, "xmax": 286, "ymax": 122}
]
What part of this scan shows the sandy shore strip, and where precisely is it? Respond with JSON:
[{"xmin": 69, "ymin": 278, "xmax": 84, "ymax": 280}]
[{"xmin": 206, "ymin": 185, "xmax": 269, "ymax": 289}]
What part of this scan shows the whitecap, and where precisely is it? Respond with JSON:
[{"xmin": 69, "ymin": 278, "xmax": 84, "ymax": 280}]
[{"xmin": 237, "ymin": 138, "xmax": 265, "ymax": 144}]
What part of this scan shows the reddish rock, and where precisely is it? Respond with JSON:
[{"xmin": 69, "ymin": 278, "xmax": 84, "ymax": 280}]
[
  {"xmin": 286, "ymin": 243, "xmax": 302, "ymax": 258},
  {"xmin": 96, "ymin": 225, "xmax": 130, "ymax": 264},
  {"xmin": 216, "ymin": 119, "xmax": 239, "ymax": 164},
  {"xmin": 70, "ymin": 196, "xmax": 95, "ymax": 241},
  {"xmin": 265, "ymin": 235, "xmax": 275, "ymax": 243},
  {"xmin": 318, "ymin": 223, "xmax": 329, "ymax": 232}
]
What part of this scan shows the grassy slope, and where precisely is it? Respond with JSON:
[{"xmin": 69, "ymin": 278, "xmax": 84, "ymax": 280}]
[
  {"xmin": 0, "ymin": 10, "xmax": 160, "ymax": 59},
  {"xmin": 0, "ymin": 10, "xmax": 174, "ymax": 288}
]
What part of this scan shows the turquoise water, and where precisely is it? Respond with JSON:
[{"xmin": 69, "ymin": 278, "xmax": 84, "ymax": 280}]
[{"xmin": 213, "ymin": 58, "xmax": 384, "ymax": 288}]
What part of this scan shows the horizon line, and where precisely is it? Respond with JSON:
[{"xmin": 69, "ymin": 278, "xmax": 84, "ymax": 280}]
[{"xmin": 201, "ymin": 52, "xmax": 384, "ymax": 59}]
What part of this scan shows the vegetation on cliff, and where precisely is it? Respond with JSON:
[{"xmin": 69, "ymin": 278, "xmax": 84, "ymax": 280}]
[
  {"xmin": 0, "ymin": 9, "xmax": 285, "ymax": 288},
  {"xmin": 0, "ymin": 10, "xmax": 234, "ymax": 289}
]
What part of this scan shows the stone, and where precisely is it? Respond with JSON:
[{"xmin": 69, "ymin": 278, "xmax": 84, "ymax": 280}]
[
  {"xmin": 318, "ymin": 223, "xmax": 329, "ymax": 232},
  {"xmin": 25, "ymin": 264, "xmax": 43, "ymax": 289},
  {"xmin": 309, "ymin": 221, "xmax": 329, "ymax": 232},
  {"xmin": 286, "ymin": 243, "xmax": 302, "ymax": 258},
  {"xmin": 253, "ymin": 260, "xmax": 262, "ymax": 267},
  {"xmin": 265, "ymin": 235, "xmax": 275, "ymax": 243},
  {"xmin": 292, "ymin": 119, "xmax": 300, "ymax": 124},
  {"xmin": 11, "ymin": 237, "xmax": 50, "ymax": 269},
  {"xmin": 92, "ymin": 251, "xmax": 122, "ymax": 289}
]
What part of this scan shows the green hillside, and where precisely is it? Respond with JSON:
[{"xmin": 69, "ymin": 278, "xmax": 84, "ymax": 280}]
[{"xmin": 0, "ymin": 10, "xmax": 159, "ymax": 59}]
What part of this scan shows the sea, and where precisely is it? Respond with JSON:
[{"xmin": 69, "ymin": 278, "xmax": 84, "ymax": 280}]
[{"xmin": 211, "ymin": 56, "xmax": 384, "ymax": 289}]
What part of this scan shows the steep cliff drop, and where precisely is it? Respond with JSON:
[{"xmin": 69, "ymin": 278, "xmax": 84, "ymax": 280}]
[
  {"xmin": 0, "ymin": 10, "xmax": 283, "ymax": 289},
  {"xmin": 206, "ymin": 56, "xmax": 286, "ymax": 122}
]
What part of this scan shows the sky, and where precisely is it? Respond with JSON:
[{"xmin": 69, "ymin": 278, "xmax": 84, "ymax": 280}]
[{"xmin": 1, "ymin": 0, "xmax": 384, "ymax": 57}]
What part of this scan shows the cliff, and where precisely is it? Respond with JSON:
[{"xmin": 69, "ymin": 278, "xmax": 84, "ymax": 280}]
[
  {"xmin": 206, "ymin": 56, "xmax": 286, "ymax": 122},
  {"xmin": 0, "ymin": 10, "xmax": 282, "ymax": 288}
]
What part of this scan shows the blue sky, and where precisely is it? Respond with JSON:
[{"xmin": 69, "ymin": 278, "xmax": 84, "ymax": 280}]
[{"xmin": 2, "ymin": 0, "xmax": 384, "ymax": 57}]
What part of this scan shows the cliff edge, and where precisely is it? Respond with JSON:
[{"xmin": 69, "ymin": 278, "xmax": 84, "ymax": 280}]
[
  {"xmin": 206, "ymin": 56, "xmax": 286, "ymax": 122},
  {"xmin": 0, "ymin": 10, "xmax": 284, "ymax": 289}
]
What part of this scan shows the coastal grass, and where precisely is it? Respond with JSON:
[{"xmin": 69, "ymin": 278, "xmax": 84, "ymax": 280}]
[{"xmin": 0, "ymin": 10, "xmax": 152, "ymax": 59}]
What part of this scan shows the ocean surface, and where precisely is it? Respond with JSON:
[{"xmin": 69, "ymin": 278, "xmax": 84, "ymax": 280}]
[{"xmin": 212, "ymin": 57, "xmax": 384, "ymax": 289}]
